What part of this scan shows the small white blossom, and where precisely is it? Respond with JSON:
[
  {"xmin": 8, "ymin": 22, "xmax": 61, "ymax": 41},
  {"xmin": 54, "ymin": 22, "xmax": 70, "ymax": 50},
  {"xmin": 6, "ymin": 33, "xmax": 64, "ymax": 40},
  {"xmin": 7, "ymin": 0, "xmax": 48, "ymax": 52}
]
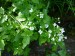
[
  {"xmin": 40, "ymin": 13, "xmax": 44, "ymax": 18},
  {"xmin": 58, "ymin": 21, "xmax": 60, "ymax": 23},
  {"xmin": 13, "ymin": 7, "xmax": 17, "ymax": 12},
  {"xmin": 40, "ymin": 26, "xmax": 42, "ymax": 28},
  {"xmin": 18, "ymin": 12, "xmax": 22, "ymax": 16},
  {"xmin": 48, "ymin": 30, "xmax": 52, "ymax": 33},
  {"xmin": 56, "ymin": 25, "xmax": 59, "ymax": 28},
  {"xmin": 53, "ymin": 23, "xmax": 57, "ymax": 27},
  {"xmin": 64, "ymin": 36, "xmax": 67, "ymax": 39},
  {"xmin": 58, "ymin": 36, "xmax": 63, "ymax": 41},
  {"xmin": 58, "ymin": 38, "xmax": 62, "ymax": 42},
  {"xmin": 58, "ymin": 17, "xmax": 60, "ymax": 20},
  {"xmin": 51, "ymin": 38, "xmax": 55, "ymax": 41},
  {"xmin": 38, "ymin": 29, "xmax": 43, "ymax": 34},
  {"xmin": 28, "ymin": 21, "xmax": 32, "ymax": 25},
  {"xmin": 48, "ymin": 34, "xmax": 51, "ymax": 38},
  {"xmin": 57, "ymin": 33, "xmax": 62, "ymax": 36},
  {"xmin": 29, "ymin": 27, "xmax": 34, "ymax": 30},
  {"xmin": 29, "ymin": 8, "xmax": 33, "ymax": 13},
  {"xmin": 60, "ymin": 28, "xmax": 65, "ymax": 33},
  {"xmin": 37, "ymin": 15, "xmax": 39, "ymax": 16},
  {"xmin": 45, "ymin": 24, "xmax": 49, "ymax": 28}
]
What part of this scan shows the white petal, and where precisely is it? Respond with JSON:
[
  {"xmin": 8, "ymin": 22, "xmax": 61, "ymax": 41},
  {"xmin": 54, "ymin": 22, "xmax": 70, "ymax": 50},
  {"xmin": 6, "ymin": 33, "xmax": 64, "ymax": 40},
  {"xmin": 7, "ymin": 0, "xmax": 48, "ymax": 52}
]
[
  {"xmin": 58, "ymin": 21, "xmax": 60, "ymax": 23},
  {"xmin": 28, "ymin": 21, "xmax": 32, "ymax": 25},
  {"xmin": 64, "ymin": 36, "xmax": 67, "ymax": 39},
  {"xmin": 48, "ymin": 30, "xmax": 52, "ymax": 33},
  {"xmin": 38, "ymin": 29, "xmax": 43, "ymax": 34},
  {"xmin": 51, "ymin": 38, "xmax": 55, "ymax": 41},
  {"xmin": 53, "ymin": 23, "xmax": 57, "ymax": 27},
  {"xmin": 29, "ymin": 8, "xmax": 33, "ymax": 13},
  {"xmin": 45, "ymin": 24, "xmax": 49, "ymax": 28},
  {"xmin": 58, "ymin": 17, "xmax": 60, "ymax": 20},
  {"xmin": 29, "ymin": 27, "xmax": 34, "ymax": 30},
  {"xmin": 60, "ymin": 28, "xmax": 65, "ymax": 33},
  {"xmin": 48, "ymin": 34, "xmax": 51, "ymax": 38},
  {"xmin": 40, "ymin": 13, "xmax": 44, "ymax": 18}
]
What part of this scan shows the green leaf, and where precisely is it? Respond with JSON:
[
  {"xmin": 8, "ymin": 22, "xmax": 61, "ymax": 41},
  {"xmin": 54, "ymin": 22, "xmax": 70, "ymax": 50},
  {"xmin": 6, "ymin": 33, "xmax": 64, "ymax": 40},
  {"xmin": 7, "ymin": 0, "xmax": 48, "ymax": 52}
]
[
  {"xmin": 39, "ymin": 37, "xmax": 47, "ymax": 45},
  {"xmin": 39, "ymin": 33, "xmax": 48, "ymax": 45},
  {"xmin": 14, "ymin": 33, "xmax": 21, "ymax": 41},
  {"xmin": 51, "ymin": 53, "xmax": 58, "ymax": 56},
  {"xmin": 31, "ymin": 32, "xmax": 38, "ymax": 41},
  {"xmin": 21, "ymin": 29, "xmax": 33, "ymax": 37},
  {"xmin": 58, "ymin": 42, "xmax": 65, "ymax": 49},
  {"xmin": 24, "ymin": 47, "xmax": 30, "ymax": 56},
  {"xmin": 58, "ymin": 50, "xmax": 66, "ymax": 56},
  {"xmin": 14, "ymin": 47, "xmax": 23, "ymax": 55},
  {"xmin": 0, "ymin": 39, "xmax": 5, "ymax": 50},
  {"xmin": 32, "ymin": 0, "xmax": 39, "ymax": 4},
  {"xmin": 52, "ymin": 45, "xmax": 58, "ymax": 51},
  {"xmin": 43, "ymin": 15, "xmax": 51, "ymax": 24},
  {"xmin": 22, "ymin": 36, "xmax": 30, "ymax": 49}
]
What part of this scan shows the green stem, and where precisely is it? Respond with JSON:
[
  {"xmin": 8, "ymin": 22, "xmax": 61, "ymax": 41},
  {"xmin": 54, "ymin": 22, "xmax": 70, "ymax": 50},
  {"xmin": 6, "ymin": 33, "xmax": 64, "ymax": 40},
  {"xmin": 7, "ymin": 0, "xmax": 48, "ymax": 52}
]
[
  {"xmin": 46, "ymin": 1, "xmax": 50, "ymax": 10},
  {"xmin": 0, "ymin": 51, "xmax": 1, "ymax": 56}
]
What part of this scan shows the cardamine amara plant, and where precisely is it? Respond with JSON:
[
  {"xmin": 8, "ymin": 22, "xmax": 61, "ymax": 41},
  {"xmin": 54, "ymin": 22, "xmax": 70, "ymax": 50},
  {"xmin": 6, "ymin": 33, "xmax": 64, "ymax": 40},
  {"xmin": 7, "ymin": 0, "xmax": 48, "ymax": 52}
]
[{"xmin": 0, "ymin": 0, "xmax": 70, "ymax": 56}]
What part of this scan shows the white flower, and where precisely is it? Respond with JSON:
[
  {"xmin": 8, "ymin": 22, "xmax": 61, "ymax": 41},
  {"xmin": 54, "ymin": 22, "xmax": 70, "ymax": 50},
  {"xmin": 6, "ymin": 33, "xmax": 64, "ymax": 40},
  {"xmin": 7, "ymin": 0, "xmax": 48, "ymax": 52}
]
[
  {"xmin": 53, "ymin": 23, "xmax": 57, "ymax": 27},
  {"xmin": 13, "ymin": 7, "xmax": 17, "ymax": 12},
  {"xmin": 57, "ymin": 33, "xmax": 62, "ymax": 36},
  {"xmin": 60, "ymin": 28, "xmax": 65, "ymax": 33},
  {"xmin": 38, "ymin": 29, "xmax": 43, "ymax": 34},
  {"xmin": 64, "ymin": 36, "xmax": 67, "ymax": 39},
  {"xmin": 28, "ymin": 21, "xmax": 32, "ymax": 25},
  {"xmin": 40, "ymin": 13, "xmax": 44, "ymax": 18},
  {"xmin": 18, "ymin": 12, "xmax": 22, "ymax": 16},
  {"xmin": 40, "ymin": 26, "xmax": 42, "ymax": 28},
  {"xmin": 48, "ymin": 34, "xmax": 51, "ymax": 38},
  {"xmin": 58, "ymin": 36, "xmax": 63, "ymax": 41},
  {"xmin": 29, "ymin": 8, "xmax": 33, "ymax": 13},
  {"xmin": 48, "ymin": 30, "xmax": 52, "ymax": 33},
  {"xmin": 58, "ymin": 21, "xmax": 60, "ymax": 23},
  {"xmin": 37, "ymin": 15, "xmax": 39, "ymax": 16},
  {"xmin": 29, "ymin": 27, "xmax": 34, "ymax": 30},
  {"xmin": 58, "ymin": 38, "xmax": 62, "ymax": 42},
  {"xmin": 51, "ymin": 38, "xmax": 55, "ymax": 41},
  {"xmin": 45, "ymin": 24, "xmax": 49, "ymax": 28},
  {"xmin": 58, "ymin": 17, "xmax": 60, "ymax": 20},
  {"xmin": 56, "ymin": 25, "xmax": 59, "ymax": 28}
]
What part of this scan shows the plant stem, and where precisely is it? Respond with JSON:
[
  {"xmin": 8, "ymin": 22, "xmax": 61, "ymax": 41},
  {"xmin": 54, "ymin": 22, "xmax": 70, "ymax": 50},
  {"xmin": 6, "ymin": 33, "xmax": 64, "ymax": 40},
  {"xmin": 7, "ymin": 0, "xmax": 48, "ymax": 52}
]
[{"xmin": 0, "ymin": 51, "xmax": 1, "ymax": 56}]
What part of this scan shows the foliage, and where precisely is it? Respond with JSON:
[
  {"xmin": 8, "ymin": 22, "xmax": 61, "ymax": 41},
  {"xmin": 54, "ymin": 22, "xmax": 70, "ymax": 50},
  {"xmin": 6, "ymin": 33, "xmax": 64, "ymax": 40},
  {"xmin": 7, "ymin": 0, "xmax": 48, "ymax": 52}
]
[{"xmin": 0, "ymin": 0, "xmax": 74, "ymax": 56}]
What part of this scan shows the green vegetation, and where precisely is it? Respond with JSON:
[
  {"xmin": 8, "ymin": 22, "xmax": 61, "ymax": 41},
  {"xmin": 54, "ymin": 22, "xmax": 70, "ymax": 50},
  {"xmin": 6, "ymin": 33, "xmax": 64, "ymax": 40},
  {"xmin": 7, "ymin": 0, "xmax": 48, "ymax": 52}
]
[{"xmin": 0, "ymin": 0, "xmax": 75, "ymax": 56}]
